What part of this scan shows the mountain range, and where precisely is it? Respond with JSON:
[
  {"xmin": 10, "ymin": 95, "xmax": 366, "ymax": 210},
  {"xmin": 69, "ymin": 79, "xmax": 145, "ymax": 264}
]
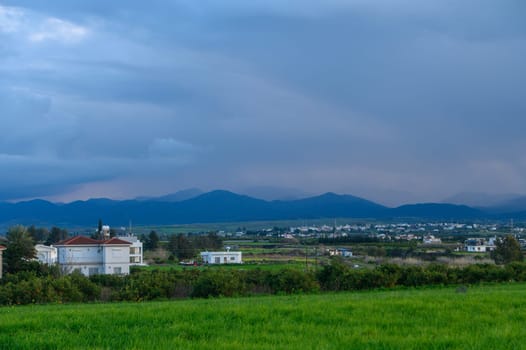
[{"xmin": 1, "ymin": 190, "xmax": 526, "ymax": 227}]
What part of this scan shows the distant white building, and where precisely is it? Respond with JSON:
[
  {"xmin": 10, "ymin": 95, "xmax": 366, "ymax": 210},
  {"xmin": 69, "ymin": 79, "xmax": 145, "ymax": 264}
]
[
  {"xmin": 465, "ymin": 237, "xmax": 496, "ymax": 252},
  {"xmin": 35, "ymin": 244, "xmax": 57, "ymax": 265},
  {"xmin": 200, "ymin": 249, "xmax": 242, "ymax": 264},
  {"xmin": 423, "ymin": 235, "xmax": 442, "ymax": 244},
  {"xmin": 55, "ymin": 236, "xmax": 133, "ymax": 276},
  {"xmin": 328, "ymin": 248, "xmax": 353, "ymax": 257}
]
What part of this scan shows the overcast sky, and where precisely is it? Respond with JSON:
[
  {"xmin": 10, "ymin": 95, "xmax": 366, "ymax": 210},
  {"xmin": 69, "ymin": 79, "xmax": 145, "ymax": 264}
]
[{"xmin": 1, "ymin": 1, "xmax": 525, "ymax": 205}]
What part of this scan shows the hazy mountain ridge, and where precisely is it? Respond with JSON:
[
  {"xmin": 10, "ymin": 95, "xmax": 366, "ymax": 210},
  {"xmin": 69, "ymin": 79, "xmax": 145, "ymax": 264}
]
[
  {"xmin": 135, "ymin": 188, "xmax": 204, "ymax": 202},
  {"xmin": 0, "ymin": 190, "xmax": 524, "ymax": 227}
]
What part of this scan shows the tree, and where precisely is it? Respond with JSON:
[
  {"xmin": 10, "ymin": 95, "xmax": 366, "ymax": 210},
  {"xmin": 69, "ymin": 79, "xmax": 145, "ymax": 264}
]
[
  {"xmin": 139, "ymin": 234, "xmax": 148, "ymax": 248},
  {"xmin": 27, "ymin": 225, "xmax": 49, "ymax": 243},
  {"xmin": 491, "ymin": 235, "xmax": 523, "ymax": 265},
  {"xmin": 3, "ymin": 226, "xmax": 36, "ymax": 273},
  {"xmin": 168, "ymin": 234, "xmax": 195, "ymax": 260},
  {"xmin": 146, "ymin": 230, "xmax": 160, "ymax": 250},
  {"xmin": 193, "ymin": 232, "xmax": 223, "ymax": 251},
  {"xmin": 91, "ymin": 219, "xmax": 104, "ymax": 240},
  {"xmin": 46, "ymin": 227, "xmax": 68, "ymax": 245},
  {"xmin": 205, "ymin": 232, "xmax": 222, "ymax": 250}
]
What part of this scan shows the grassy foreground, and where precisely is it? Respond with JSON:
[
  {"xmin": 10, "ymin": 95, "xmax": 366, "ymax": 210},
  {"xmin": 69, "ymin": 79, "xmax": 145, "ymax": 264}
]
[{"xmin": 1, "ymin": 284, "xmax": 526, "ymax": 349}]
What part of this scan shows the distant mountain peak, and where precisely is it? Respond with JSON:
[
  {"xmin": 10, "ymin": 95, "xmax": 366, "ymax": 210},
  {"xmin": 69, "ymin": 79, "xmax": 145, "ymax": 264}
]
[
  {"xmin": 137, "ymin": 188, "xmax": 204, "ymax": 202},
  {"xmin": 0, "ymin": 189, "xmax": 522, "ymax": 226},
  {"xmin": 442, "ymin": 192, "xmax": 522, "ymax": 208}
]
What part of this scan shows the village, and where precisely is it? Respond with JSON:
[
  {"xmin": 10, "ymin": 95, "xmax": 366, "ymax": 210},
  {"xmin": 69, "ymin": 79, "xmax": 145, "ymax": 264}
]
[{"xmin": 2, "ymin": 219, "xmax": 524, "ymax": 279}]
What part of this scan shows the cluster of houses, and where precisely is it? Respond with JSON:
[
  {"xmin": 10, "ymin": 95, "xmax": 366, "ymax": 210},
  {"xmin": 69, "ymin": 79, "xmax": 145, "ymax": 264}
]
[
  {"xmin": 0, "ymin": 224, "xmax": 242, "ymax": 278},
  {"xmin": 42, "ymin": 235, "xmax": 242, "ymax": 276}
]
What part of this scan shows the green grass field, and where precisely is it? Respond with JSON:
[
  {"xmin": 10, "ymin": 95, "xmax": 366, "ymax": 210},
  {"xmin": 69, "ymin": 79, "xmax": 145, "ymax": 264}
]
[{"xmin": 1, "ymin": 283, "xmax": 526, "ymax": 349}]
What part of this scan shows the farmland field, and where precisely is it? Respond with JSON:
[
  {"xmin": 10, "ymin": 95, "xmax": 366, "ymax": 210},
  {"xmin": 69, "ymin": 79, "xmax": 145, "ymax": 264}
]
[{"xmin": 1, "ymin": 283, "xmax": 526, "ymax": 349}]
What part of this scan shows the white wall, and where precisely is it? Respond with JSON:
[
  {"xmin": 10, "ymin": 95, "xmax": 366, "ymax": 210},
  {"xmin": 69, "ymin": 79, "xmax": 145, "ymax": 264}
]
[
  {"xmin": 201, "ymin": 252, "xmax": 242, "ymax": 264},
  {"xmin": 119, "ymin": 236, "xmax": 144, "ymax": 265},
  {"xmin": 102, "ymin": 245, "xmax": 131, "ymax": 274},
  {"xmin": 466, "ymin": 245, "xmax": 487, "ymax": 252},
  {"xmin": 57, "ymin": 246, "xmax": 103, "ymax": 276},
  {"xmin": 35, "ymin": 245, "xmax": 58, "ymax": 265}
]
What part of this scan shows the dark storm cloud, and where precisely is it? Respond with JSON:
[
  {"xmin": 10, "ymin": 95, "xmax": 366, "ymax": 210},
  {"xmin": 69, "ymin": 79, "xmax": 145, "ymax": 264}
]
[{"xmin": 0, "ymin": 1, "xmax": 525, "ymax": 203}]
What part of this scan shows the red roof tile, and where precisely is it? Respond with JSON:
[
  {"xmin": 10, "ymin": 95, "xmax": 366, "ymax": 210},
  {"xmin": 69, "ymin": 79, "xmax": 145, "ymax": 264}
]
[
  {"xmin": 102, "ymin": 237, "xmax": 132, "ymax": 245},
  {"xmin": 54, "ymin": 236, "xmax": 132, "ymax": 246},
  {"xmin": 55, "ymin": 236, "xmax": 101, "ymax": 246}
]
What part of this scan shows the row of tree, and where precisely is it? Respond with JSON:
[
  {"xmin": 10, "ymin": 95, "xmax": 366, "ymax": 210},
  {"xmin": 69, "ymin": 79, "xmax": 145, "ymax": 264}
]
[
  {"xmin": 167, "ymin": 233, "xmax": 223, "ymax": 260},
  {"xmin": 3, "ymin": 259, "xmax": 526, "ymax": 305},
  {"xmin": 139, "ymin": 231, "xmax": 223, "ymax": 257},
  {"xmin": 27, "ymin": 225, "xmax": 68, "ymax": 245}
]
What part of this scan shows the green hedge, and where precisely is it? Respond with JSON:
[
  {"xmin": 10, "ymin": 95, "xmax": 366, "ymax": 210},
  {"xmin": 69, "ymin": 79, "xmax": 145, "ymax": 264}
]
[{"xmin": 2, "ymin": 261, "xmax": 526, "ymax": 305}]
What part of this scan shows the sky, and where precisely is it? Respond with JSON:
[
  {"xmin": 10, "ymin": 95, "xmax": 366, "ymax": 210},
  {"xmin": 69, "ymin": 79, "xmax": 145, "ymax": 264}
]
[{"xmin": 0, "ymin": 0, "xmax": 525, "ymax": 206}]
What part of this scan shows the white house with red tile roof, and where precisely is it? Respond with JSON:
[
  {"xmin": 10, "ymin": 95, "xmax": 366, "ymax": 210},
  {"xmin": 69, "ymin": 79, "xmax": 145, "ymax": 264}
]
[
  {"xmin": 55, "ymin": 236, "xmax": 133, "ymax": 276},
  {"xmin": 0, "ymin": 245, "xmax": 6, "ymax": 279}
]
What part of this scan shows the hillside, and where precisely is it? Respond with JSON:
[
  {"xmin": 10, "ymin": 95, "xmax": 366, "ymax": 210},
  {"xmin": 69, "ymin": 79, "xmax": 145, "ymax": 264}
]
[{"xmin": 0, "ymin": 190, "xmax": 518, "ymax": 227}]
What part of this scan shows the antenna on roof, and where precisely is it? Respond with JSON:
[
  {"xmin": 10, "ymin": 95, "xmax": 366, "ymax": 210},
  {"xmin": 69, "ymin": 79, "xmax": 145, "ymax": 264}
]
[{"xmin": 129, "ymin": 220, "xmax": 132, "ymax": 236}]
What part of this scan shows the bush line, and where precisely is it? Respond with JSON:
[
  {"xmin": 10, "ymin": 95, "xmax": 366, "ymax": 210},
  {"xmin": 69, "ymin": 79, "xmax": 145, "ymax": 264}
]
[{"xmin": 2, "ymin": 261, "xmax": 526, "ymax": 305}]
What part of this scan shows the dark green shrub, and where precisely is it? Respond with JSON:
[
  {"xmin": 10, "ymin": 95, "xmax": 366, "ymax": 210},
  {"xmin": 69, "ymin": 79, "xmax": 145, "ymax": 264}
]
[
  {"xmin": 192, "ymin": 269, "xmax": 245, "ymax": 298},
  {"xmin": 266, "ymin": 269, "xmax": 319, "ymax": 294}
]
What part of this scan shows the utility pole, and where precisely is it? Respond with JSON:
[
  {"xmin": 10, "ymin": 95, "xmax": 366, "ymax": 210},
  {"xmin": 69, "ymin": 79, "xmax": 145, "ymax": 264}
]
[
  {"xmin": 314, "ymin": 246, "xmax": 318, "ymax": 270},
  {"xmin": 305, "ymin": 244, "xmax": 308, "ymax": 272}
]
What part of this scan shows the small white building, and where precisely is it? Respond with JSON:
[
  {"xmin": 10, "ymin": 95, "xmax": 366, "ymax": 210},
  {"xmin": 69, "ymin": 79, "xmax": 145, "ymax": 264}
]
[
  {"xmin": 465, "ymin": 238, "xmax": 496, "ymax": 252},
  {"xmin": 200, "ymin": 250, "xmax": 242, "ymax": 264},
  {"xmin": 55, "ymin": 236, "xmax": 133, "ymax": 276},
  {"xmin": 35, "ymin": 244, "xmax": 57, "ymax": 265},
  {"xmin": 328, "ymin": 248, "xmax": 353, "ymax": 257},
  {"xmin": 423, "ymin": 235, "xmax": 442, "ymax": 244}
]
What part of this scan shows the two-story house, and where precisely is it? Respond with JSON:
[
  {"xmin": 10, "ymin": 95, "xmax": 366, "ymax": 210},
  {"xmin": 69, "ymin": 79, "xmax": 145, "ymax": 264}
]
[{"xmin": 54, "ymin": 236, "xmax": 133, "ymax": 276}]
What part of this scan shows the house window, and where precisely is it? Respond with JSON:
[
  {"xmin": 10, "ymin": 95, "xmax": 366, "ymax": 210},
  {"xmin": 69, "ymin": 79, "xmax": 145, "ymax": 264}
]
[
  {"xmin": 114, "ymin": 267, "xmax": 122, "ymax": 275},
  {"xmin": 214, "ymin": 257, "xmax": 220, "ymax": 264},
  {"xmin": 88, "ymin": 267, "xmax": 99, "ymax": 275},
  {"xmin": 230, "ymin": 257, "xmax": 236, "ymax": 261}
]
